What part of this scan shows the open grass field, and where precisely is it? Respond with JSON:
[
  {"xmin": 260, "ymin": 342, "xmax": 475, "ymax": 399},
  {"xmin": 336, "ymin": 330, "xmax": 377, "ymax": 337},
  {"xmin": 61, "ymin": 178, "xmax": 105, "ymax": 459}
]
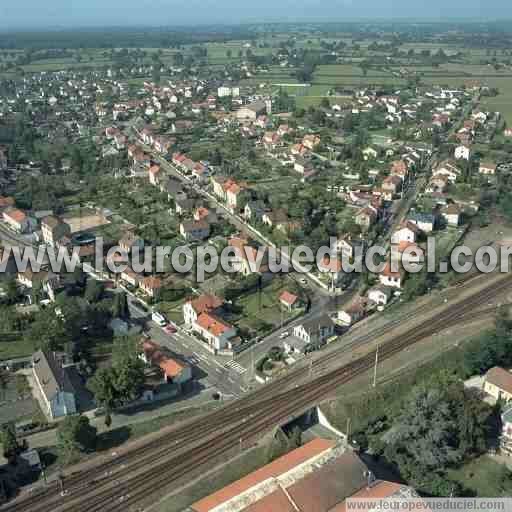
[
  {"xmin": 234, "ymin": 277, "xmax": 299, "ymax": 333},
  {"xmin": 448, "ymin": 456, "xmax": 512, "ymax": 497},
  {"xmin": 0, "ymin": 337, "xmax": 37, "ymax": 360},
  {"xmin": 315, "ymin": 64, "xmax": 391, "ymax": 77},
  {"xmin": 481, "ymin": 95, "xmax": 512, "ymax": 125}
]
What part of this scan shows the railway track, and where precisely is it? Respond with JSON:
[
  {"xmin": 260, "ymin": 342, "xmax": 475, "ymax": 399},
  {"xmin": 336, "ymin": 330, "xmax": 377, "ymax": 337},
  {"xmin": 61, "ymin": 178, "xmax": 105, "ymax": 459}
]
[
  {"xmin": 74, "ymin": 279, "xmax": 508, "ymax": 512},
  {"xmin": 5, "ymin": 274, "xmax": 511, "ymax": 512}
]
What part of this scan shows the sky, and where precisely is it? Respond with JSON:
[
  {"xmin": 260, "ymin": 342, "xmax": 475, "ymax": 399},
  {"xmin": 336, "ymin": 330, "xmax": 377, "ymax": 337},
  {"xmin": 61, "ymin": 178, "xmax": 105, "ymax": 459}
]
[{"xmin": 0, "ymin": 0, "xmax": 510, "ymax": 30}]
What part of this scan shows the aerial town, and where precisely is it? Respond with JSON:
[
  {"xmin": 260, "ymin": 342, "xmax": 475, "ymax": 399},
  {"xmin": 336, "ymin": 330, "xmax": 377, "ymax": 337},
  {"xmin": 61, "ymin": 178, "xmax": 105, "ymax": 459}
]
[{"xmin": 1, "ymin": 10, "xmax": 512, "ymax": 511}]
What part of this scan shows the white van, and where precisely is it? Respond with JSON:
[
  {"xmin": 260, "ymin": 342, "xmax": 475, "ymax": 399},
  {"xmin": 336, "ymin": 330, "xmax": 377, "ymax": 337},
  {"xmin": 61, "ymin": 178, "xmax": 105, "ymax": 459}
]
[{"xmin": 152, "ymin": 312, "xmax": 167, "ymax": 327}]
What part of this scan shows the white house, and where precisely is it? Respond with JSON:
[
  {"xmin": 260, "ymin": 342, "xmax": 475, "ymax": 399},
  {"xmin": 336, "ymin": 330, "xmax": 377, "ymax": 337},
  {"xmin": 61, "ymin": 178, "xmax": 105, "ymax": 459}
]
[
  {"xmin": 293, "ymin": 315, "xmax": 335, "ymax": 346},
  {"xmin": 479, "ymin": 161, "xmax": 497, "ymax": 175},
  {"xmin": 120, "ymin": 267, "xmax": 140, "ymax": 287},
  {"xmin": 407, "ymin": 213, "xmax": 435, "ymax": 233},
  {"xmin": 3, "ymin": 208, "xmax": 31, "ymax": 233},
  {"xmin": 483, "ymin": 367, "xmax": 512, "ymax": 403},
  {"xmin": 183, "ymin": 294, "xmax": 223, "ymax": 325},
  {"xmin": 391, "ymin": 222, "xmax": 421, "ymax": 244},
  {"xmin": 337, "ymin": 302, "xmax": 365, "ymax": 327},
  {"xmin": 368, "ymin": 286, "xmax": 393, "ymax": 306},
  {"xmin": 454, "ymin": 144, "xmax": 471, "ymax": 161},
  {"xmin": 218, "ymin": 86, "xmax": 240, "ymax": 98},
  {"xmin": 32, "ymin": 351, "xmax": 76, "ymax": 420},
  {"xmin": 433, "ymin": 160, "xmax": 461, "ymax": 183},
  {"xmin": 441, "ymin": 204, "xmax": 462, "ymax": 227},
  {"xmin": 379, "ymin": 263, "xmax": 404, "ymax": 289},
  {"xmin": 194, "ymin": 312, "xmax": 238, "ymax": 352}
]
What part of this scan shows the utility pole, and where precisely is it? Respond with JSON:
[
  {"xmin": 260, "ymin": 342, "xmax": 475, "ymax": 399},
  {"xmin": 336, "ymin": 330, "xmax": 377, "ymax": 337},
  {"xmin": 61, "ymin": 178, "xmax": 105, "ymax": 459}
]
[
  {"xmin": 57, "ymin": 472, "xmax": 65, "ymax": 495},
  {"xmin": 251, "ymin": 348, "xmax": 254, "ymax": 385},
  {"xmin": 372, "ymin": 345, "xmax": 379, "ymax": 388},
  {"xmin": 346, "ymin": 417, "xmax": 351, "ymax": 444}
]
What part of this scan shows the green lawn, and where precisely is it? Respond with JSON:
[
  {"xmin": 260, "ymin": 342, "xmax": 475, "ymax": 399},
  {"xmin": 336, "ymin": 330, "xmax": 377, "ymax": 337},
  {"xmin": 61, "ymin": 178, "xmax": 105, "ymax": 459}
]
[
  {"xmin": 315, "ymin": 64, "xmax": 391, "ymax": 77},
  {"xmin": 156, "ymin": 298, "xmax": 187, "ymax": 326},
  {"xmin": 448, "ymin": 456, "xmax": 512, "ymax": 497},
  {"xmin": 0, "ymin": 337, "xmax": 37, "ymax": 360},
  {"xmin": 235, "ymin": 277, "xmax": 301, "ymax": 332},
  {"xmin": 481, "ymin": 96, "xmax": 512, "ymax": 125}
]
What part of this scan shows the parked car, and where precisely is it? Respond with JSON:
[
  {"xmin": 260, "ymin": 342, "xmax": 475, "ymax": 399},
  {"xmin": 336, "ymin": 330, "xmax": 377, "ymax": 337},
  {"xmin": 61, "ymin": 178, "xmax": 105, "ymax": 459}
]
[
  {"xmin": 152, "ymin": 312, "xmax": 167, "ymax": 327},
  {"xmin": 164, "ymin": 324, "xmax": 176, "ymax": 335}
]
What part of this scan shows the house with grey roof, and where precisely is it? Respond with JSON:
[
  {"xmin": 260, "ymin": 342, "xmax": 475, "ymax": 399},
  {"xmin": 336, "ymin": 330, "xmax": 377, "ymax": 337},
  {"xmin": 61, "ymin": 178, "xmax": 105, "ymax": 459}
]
[
  {"xmin": 32, "ymin": 351, "xmax": 76, "ymax": 420},
  {"xmin": 293, "ymin": 314, "xmax": 335, "ymax": 346}
]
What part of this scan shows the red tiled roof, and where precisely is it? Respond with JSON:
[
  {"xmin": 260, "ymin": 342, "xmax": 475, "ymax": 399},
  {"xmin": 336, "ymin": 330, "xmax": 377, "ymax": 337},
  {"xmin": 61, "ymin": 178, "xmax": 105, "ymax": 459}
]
[
  {"xmin": 5, "ymin": 208, "xmax": 27, "ymax": 223},
  {"xmin": 486, "ymin": 367, "xmax": 512, "ymax": 395},
  {"xmin": 399, "ymin": 221, "xmax": 421, "ymax": 234},
  {"xmin": 381, "ymin": 262, "xmax": 401, "ymax": 278},
  {"xmin": 196, "ymin": 312, "xmax": 233, "ymax": 338},
  {"xmin": 397, "ymin": 241, "xmax": 421, "ymax": 254},
  {"xmin": 142, "ymin": 341, "xmax": 186, "ymax": 379},
  {"xmin": 319, "ymin": 256, "xmax": 342, "ymax": 272},
  {"xmin": 330, "ymin": 481, "xmax": 405, "ymax": 512},
  {"xmin": 242, "ymin": 488, "xmax": 296, "ymax": 512},
  {"xmin": 228, "ymin": 237, "xmax": 263, "ymax": 265},
  {"xmin": 279, "ymin": 291, "xmax": 298, "ymax": 306},
  {"xmin": 195, "ymin": 207, "xmax": 210, "ymax": 220},
  {"xmin": 142, "ymin": 276, "xmax": 162, "ymax": 290},
  {"xmin": 191, "ymin": 439, "xmax": 335, "ymax": 512},
  {"xmin": 189, "ymin": 294, "xmax": 223, "ymax": 315}
]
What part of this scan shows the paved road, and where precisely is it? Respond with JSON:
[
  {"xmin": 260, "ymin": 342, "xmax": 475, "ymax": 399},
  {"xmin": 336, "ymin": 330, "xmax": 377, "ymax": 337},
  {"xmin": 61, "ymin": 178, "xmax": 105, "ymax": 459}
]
[
  {"xmin": 148, "ymin": 322, "xmax": 248, "ymax": 398},
  {"xmin": 142, "ymin": 145, "xmax": 332, "ymax": 297}
]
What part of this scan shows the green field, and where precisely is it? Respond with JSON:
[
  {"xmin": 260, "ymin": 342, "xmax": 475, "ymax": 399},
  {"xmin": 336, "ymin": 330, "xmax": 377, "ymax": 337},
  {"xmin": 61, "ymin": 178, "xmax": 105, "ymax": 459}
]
[
  {"xmin": 448, "ymin": 456, "xmax": 512, "ymax": 497},
  {"xmin": 315, "ymin": 64, "xmax": 391, "ymax": 77},
  {"xmin": 0, "ymin": 336, "xmax": 37, "ymax": 360}
]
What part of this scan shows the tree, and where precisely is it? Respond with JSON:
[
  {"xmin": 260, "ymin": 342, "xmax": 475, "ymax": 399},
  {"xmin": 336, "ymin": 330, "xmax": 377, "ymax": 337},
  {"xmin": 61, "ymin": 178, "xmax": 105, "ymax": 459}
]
[
  {"xmin": 15, "ymin": 374, "xmax": 30, "ymax": 400},
  {"xmin": 25, "ymin": 310, "xmax": 70, "ymax": 352},
  {"xmin": 152, "ymin": 66, "xmax": 161, "ymax": 85},
  {"xmin": 57, "ymin": 415, "xmax": 97, "ymax": 465},
  {"xmin": 173, "ymin": 52, "xmax": 184, "ymax": 66},
  {"xmin": 104, "ymin": 408, "xmax": 112, "ymax": 429},
  {"xmin": 84, "ymin": 279, "xmax": 104, "ymax": 303},
  {"xmin": 379, "ymin": 380, "xmax": 494, "ymax": 496},
  {"xmin": 112, "ymin": 357, "xmax": 145, "ymax": 403},
  {"xmin": 0, "ymin": 369, "xmax": 9, "ymax": 401},
  {"xmin": 88, "ymin": 368, "xmax": 117, "ymax": 410},
  {"xmin": 266, "ymin": 428, "xmax": 290, "ymax": 462},
  {"xmin": 1, "ymin": 422, "xmax": 19, "ymax": 460},
  {"xmin": 60, "ymin": 297, "xmax": 87, "ymax": 339},
  {"xmin": 112, "ymin": 292, "xmax": 130, "ymax": 319},
  {"xmin": 3, "ymin": 277, "xmax": 19, "ymax": 305},
  {"xmin": 88, "ymin": 337, "xmax": 145, "ymax": 409},
  {"xmin": 70, "ymin": 267, "xmax": 86, "ymax": 288},
  {"xmin": 288, "ymin": 426, "xmax": 302, "ymax": 449}
]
